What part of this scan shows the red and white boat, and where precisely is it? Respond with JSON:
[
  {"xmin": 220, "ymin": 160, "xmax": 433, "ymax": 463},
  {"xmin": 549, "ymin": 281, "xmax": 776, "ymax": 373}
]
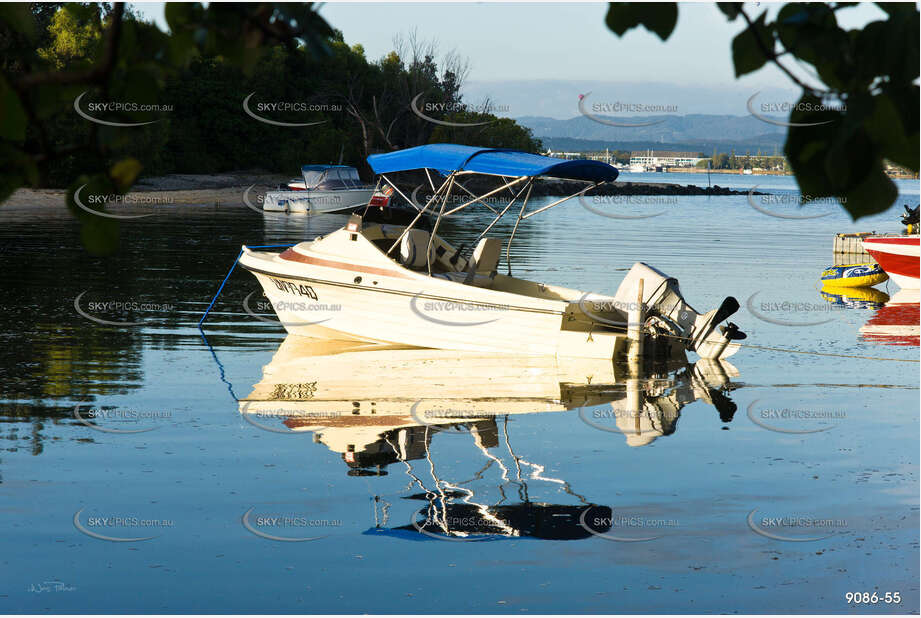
[{"xmin": 862, "ymin": 235, "xmax": 920, "ymax": 289}]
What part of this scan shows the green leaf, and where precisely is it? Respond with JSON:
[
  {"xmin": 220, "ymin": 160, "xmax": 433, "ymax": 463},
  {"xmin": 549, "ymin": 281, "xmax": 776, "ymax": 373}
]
[
  {"xmin": 731, "ymin": 11, "xmax": 771, "ymax": 77},
  {"xmin": 0, "ymin": 77, "xmax": 28, "ymax": 141},
  {"xmin": 66, "ymin": 175, "xmax": 121, "ymax": 254},
  {"xmin": 110, "ymin": 158, "xmax": 143, "ymax": 192},
  {"xmin": 165, "ymin": 2, "xmax": 203, "ymax": 31},
  {"xmin": 0, "ymin": 143, "xmax": 32, "ymax": 204},
  {"xmin": 605, "ymin": 3, "xmax": 678, "ymax": 41},
  {"xmin": 716, "ymin": 3, "xmax": 743, "ymax": 20},
  {"xmin": 785, "ymin": 92, "xmax": 900, "ymax": 220},
  {"xmin": 775, "ymin": 4, "xmax": 846, "ymax": 89},
  {"xmin": 838, "ymin": 162, "xmax": 898, "ymax": 220},
  {"xmin": 80, "ymin": 216, "xmax": 120, "ymax": 256},
  {"xmin": 0, "ymin": 3, "xmax": 36, "ymax": 40}
]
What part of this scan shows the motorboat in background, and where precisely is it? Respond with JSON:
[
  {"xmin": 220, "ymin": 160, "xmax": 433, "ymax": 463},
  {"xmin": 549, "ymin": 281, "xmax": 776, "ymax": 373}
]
[
  {"xmin": 860, "ymin": 205, "xmax": 919, "ymax": 289},
  {"xmin": 239, "ymin": 144, "xmax": 746, "ymax": 361},
  {"xmin": 862, "ymin": 235, "xmax": 919, "ymax": 289},
  {"xmin": 263, "ymin": 165, "xmax": 375, "ymax": 214}
]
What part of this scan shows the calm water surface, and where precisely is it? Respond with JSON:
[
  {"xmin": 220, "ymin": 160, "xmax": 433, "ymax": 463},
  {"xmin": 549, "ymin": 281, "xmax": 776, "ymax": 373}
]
[{"xmin": 1, "ymin": 174, "xmax": 918, "ymax": 613}]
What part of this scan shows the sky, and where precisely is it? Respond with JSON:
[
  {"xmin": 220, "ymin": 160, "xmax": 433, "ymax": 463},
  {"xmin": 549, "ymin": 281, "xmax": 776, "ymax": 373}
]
[{"xmin": 130, "ymin": 2, "xmax": 890, "ymax": 117}]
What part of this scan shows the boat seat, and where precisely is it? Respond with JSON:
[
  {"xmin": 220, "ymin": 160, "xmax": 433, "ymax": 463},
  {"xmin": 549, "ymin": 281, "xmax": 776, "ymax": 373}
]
[
  {"xmin": 463, "ymin": 238, "xmax": 502, "ymax": 284},
  {"xmin": 433, "ymin": 238, "xmax": 501, "ymax": 288},
  {"xmin": 399, "ymin": 229, "xmax": 434, "ymax": 269}
]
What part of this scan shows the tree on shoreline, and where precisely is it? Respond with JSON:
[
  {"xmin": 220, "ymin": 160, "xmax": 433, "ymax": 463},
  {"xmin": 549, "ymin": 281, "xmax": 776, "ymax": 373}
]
[{"xmin": 0, "ymin": 3, "xmax": 538, "ymax": 253}]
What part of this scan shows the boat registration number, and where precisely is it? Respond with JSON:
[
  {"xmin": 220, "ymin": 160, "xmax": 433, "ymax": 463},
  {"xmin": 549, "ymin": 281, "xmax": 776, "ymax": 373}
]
[{"xmin": 271, "ymin": 277, "xmax": 319, "ymax": 301}]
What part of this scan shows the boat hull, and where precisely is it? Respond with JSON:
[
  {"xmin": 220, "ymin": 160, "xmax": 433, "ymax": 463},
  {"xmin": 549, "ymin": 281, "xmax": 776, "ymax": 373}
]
[
  {"xmin": 237, "ymin": 224, "xmax": 742, "ymax": 360},
  {"xmin": 242, "ymin": 264, "xmax": 625, "ymax": 359},
  {"xmin": 263, "ymin": 188, "xmax": 374, "ymax": 214},
  {"xmin": 862, "ymin": 236, "xmax": 920, "ymax": 289}
]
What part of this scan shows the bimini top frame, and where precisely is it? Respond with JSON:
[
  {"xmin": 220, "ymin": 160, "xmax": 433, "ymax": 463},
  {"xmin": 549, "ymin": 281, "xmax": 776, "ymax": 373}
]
[{"xmin": 365, "ymin": 143, "xmax": 620, "ymax": 275}]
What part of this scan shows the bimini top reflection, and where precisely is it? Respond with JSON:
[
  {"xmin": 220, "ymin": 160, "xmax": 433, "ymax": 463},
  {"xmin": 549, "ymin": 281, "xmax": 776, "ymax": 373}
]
[{"xmin": 238, "ymin": 336, "xmax": 740, "ymax": 542}]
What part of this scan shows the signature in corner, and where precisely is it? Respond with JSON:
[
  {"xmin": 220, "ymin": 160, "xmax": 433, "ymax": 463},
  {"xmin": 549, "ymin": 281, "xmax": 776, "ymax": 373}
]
[{"xmin": 29, "ymin": 581, "xmax": 77, "ymax": 593}]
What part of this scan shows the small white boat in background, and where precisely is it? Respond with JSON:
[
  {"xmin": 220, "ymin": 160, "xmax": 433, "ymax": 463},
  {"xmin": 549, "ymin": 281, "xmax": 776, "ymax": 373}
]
[
  {"xmin": 239, "ymin": 144, "xmax": 746, "ymax": 361},
  {"xmin": 263, "ymin": 165, "xmax": 375, "ymax": 214}
]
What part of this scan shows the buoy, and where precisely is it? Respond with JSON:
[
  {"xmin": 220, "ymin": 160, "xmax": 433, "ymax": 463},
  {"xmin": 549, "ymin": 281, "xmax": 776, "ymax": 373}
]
[{"xmin": 821, "ymin": 263, "xmax": 888, "ymax": 288}]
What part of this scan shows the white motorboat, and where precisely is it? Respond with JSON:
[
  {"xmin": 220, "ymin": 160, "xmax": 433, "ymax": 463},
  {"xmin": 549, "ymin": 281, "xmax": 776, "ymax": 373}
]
[
  {"xmin": 263, "ymin": 165, "xmax": 375, "ymax": 214},
  {"xmin": 239, "ymin": 144, "xmax": 745, "ymax": 360}
]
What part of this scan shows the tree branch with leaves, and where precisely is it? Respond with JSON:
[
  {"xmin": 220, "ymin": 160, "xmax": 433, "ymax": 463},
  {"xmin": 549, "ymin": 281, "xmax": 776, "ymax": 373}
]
[{"xmin": 603, "ymin": 1, "xmax": 918, "ymax": 219}]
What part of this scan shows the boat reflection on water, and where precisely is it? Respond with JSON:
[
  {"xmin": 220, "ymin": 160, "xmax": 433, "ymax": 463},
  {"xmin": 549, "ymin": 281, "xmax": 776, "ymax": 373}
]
[
  {"xmin": 859, "ymin": 289, "xmax": 920, "ymax": 346},
  {"xmin": 240, "ymin": 336, "xmax": 740, "ymax": 541},
  {"xmin": 820, "ymin": 287, "xmax": 920, "ymax": 346}
]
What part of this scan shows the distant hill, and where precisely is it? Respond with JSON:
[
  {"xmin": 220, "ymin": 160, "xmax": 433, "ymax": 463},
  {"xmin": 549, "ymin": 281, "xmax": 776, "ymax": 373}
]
[
  {"xmin": 459, "ymin": 79, "xmax": 797, "ymax": 153},
  {"xmin": 462, "ymin": 79, "xmax": 800, "ymax": 118},
  {"xmin": 517, "ymin": 114, "xmax": 787, "ymax": 154}
]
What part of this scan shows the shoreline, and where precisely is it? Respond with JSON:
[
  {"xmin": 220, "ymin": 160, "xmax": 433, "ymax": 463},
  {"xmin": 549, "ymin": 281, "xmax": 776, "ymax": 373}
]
[{"xmin": 1, "ymin": 172, "xmax": 762, "ymax": 216}]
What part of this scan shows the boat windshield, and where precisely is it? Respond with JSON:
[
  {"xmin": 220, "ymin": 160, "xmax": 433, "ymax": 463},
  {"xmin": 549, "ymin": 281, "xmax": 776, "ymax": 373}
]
[
  {"xmin": 312, "ymin": 167, "xmax": 364, "ymax": 190},
  {"xmin": 302, "ymin": 169, "xmax": 326, "ymax": 189}
]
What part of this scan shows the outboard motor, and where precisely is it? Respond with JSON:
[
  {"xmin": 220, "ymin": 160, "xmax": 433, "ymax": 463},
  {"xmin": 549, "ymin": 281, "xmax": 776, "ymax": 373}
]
[{"xmin": 613, "ymin": 263, "xmax": 746, "ymax": 360}]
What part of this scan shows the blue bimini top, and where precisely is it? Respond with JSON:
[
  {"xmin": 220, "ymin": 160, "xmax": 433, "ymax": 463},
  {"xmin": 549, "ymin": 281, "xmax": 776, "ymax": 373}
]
[{"xmin": 367, "ymin": 143, "xmax": 618, "ymax": 183}]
